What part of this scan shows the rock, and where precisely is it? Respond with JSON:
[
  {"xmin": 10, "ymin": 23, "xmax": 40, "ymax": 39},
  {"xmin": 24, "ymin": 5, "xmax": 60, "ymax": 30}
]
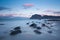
[
  {"xmin": 0, "ymin": 24, "xmax": 4, "ymax": 25},
  {"xmin": 42, "ymin": 24, "xmax": 50, "ymax": 29},
  {"xmin": 34, "ymin": 30, "xmax": 41, "ymax": 34},
  {"xmin": 36, "ymin": 27, "xmax": 41, "ymax": 30},
  {"xmin": 47, "ymin": 23, "xmax": 50, "ymax": 24},
  {"xmin": 42, "ymin": 24, "xmax": 46, "ymax": 27},
  {"xmin": 26, "ymin": 23, "xmax": 29, "ymax": 25},
  {"xmin": 30, "ymin": 14, "xmax": 42, "ymax": 19},
  {"xmin": 14, "ymin": 26, "xmax": 20, "ymax": 30},
  {"xmin": 10, "ymin": 30, "xmax": 22, "ymax": 35},
  {"xmin": 47, "ymin": 31, "xmax": 52, "ymax": 33},
  {"xmin": 46, "ymin": 26, "xmax": 51, "ymax": 29},
  {"xmin": 51, "ymin": 26, "xmax": 53, "ymax": 27},
  {"xmin": 30, "ymin": 23, "xmax": 37, "ymax": 28}
]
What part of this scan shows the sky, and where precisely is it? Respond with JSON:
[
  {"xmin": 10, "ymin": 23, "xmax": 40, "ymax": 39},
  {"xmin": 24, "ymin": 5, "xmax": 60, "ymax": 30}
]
[{"xmin": 0, "ymin": 0, "xmax": 60, "ymax": 17}]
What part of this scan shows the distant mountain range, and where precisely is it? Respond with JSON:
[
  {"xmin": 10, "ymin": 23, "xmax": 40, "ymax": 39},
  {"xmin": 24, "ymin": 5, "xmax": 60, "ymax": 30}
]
[
  {"xmin": 0, "ymin": 16, "xmax": 29, "ymax": 20},
  {"xmin": 0, "ymin": 14, "xmax": 60, "ymax": 20},
  {"xmin": 30, "ymin": 14, "xmax": 60, "ymax": 19}
]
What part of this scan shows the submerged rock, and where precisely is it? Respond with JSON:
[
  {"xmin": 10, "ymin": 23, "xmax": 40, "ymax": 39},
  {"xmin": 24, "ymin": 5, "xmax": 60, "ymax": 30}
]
[
  {"xmin": 42, "ymin": 24, "xmax": 51, "ymax": 29},
  {"xmin": 30, "ymin": 23, "xmax": 37, "ymax": 28},
  {"xmin": 14, "ymin": 26, "xmax": 21, "ymax": 30},
  {"xmin": 51, "ymin": 26, "xmax": 53, "ymax": 27},
  {"xmin": 26, "ymin": 23, "xmax": 29, "ymax": 25},
  {"xmin": 0, "ymin": 24, "xmax": 5, "ymax": 25},
  {"xmin": 34, "ymin": 30, "xmax": 41, "ymax": 34},
  {"xmin": 36, "ymin": 27, "xmax": 41, "ymax": 30},
  {"xmin": 42, "ymin": 24, "xmax": 46, "ymax": 27},
  {"xmin": 47, "ymin": 23, "xmax": 51, "ymax": 24},
  {"xmin": 47, "ymin": 31, "xmax": 52, "ymax": 33},
  {"xmin": 10, "ymin": 30, "xmax": 22, "ymax": 35},
  {"xmin": 46, "ymin": 26, "xmax": 51, "ymax": 29}
]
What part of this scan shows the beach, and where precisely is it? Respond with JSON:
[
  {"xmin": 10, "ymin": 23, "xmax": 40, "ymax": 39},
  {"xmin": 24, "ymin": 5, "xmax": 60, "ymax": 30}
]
[{"xmin": 0, "ymin": 19, "xmax": 60, "ymax": 40}]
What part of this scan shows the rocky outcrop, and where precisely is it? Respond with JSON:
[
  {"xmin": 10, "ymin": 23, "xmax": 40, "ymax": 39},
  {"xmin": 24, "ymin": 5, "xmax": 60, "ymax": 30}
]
[
  {"xmin": 30, "ymin": 14, "xmax": 60, "ymax": 19},
  {"xmin": 30, "ymin": 14, "xmax": 42, "ymax": 19}
]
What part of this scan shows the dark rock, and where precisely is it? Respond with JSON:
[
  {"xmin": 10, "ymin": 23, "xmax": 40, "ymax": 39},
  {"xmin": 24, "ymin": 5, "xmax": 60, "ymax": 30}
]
[
  {"xmin": 30, "ymin": 14, "xmax": 42, "ymax": 19},
  {"xmin": 36, "ymin": 27, "xmax": 41, "ymax": 30},
  {"xmin": 0, "ymin": 24, "xmax": 5, "ymax": 25},
  {"xmin": 51, "ymin": 26, "xmax": 53, "ymax": 27},
  {"xmin": 10, "ymin": 30, "xmax": 22, "ymax": 35},
  {"xmin": 30, "ymin": 23, "xmax": 37, "ymax": 28},
  {"xmin": 14, "ymin": 26, "xmax": 20, "ymax": 30},
  {"xmin": 34, "ymin": 30, "xmax": 41, "ymax": 34},
  {"xmin": 26, "ymin": 23, "xmax": 29, "ymax": 25},
  {"xmin": 46, "ymin": 26, "xmax": 51, "ymax": 29},
  {"xmin": 30, "ymin": 14, "xmax": 60, "ymax": 19},
  {"xmin": 47, "ymin": 31, "xmax": 52, "ymax": 33},
  {"xmin": 42, "ymin": 24, "xmax": 51, "ymax": 29},
  {"xmin": 47, "ymin": 23, "xmax": 50, "ymax": 24},
  {"xmin": 42, "ymin": 24, "xmax": 46, "ymax": 27}
]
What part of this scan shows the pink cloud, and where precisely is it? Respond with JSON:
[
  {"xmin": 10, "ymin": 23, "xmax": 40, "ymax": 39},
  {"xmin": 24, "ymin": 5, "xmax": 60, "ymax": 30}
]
[
  {"xmin": 23, "ymin": 3, "xmax": 34, "ymax": 7},
  {"xmin": 0, "ymin": 14, "xmax": 15, "ymax": 16},
  {"xmin": 44, "ymin": 10, "xmax": 60, "ymax": 13},
  {"xmin": 44, "ymin": 10, "xmax": 54, "ymax": 12}
]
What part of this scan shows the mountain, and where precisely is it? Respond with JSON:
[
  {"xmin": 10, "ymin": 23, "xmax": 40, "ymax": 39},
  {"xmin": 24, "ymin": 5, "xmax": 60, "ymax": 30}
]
[
  {"xmin": 30, "ymin": 14, "xmax": 41, "ymax": 19},
  {"xmin": 30, "ymin": 14, "xmax": 60, "ymax": 19}
]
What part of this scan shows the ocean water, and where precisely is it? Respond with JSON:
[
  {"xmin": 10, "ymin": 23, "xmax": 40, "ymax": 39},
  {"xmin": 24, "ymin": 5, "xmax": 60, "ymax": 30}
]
[{"xmin": 0, "ymin": 19, "xmax": 60, "ymax": 40}]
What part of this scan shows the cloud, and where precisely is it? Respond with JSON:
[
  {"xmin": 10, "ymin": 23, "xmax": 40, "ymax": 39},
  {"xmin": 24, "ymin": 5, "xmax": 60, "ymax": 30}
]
[
  {"xmin": 0, "ymin": 7, "xmax": 10, "ymax": 11},
  {"xmin": 44, "ymin": 10, "xmax": 60, "ymax": 14},
  {"xmin": 44, "ymin": 10, "xmax": 54, "ymax": 12},
  {"xmin": 23, "ymin": 3, "xmax": 34, "ymax": 9},
  {"xmin": 23, "ymin": 3, "xmax": 34, "ymax": 6},
  {"xmin": 43, "ymin": 10, "xmax": 60, "ymax": 16},
  {"xmin": 53, "ymin": 11, "xmax": 60, "ymax": 14}
]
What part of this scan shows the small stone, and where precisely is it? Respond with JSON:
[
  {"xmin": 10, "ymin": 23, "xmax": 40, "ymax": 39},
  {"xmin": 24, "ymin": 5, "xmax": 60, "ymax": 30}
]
[
  {"xmin": 47, "ymin": 31, "xmax": 52, "ymax": 33},
  {"xmin": 47, "ymin": 23, "xmax": 50, "ymax": 24},
  {"xmin": 34, "ymin": 30, "xmax": 41, "ymax": 34},
  {"xmin": 36, "ymin": 27, "xmax": 41, "ymax": 30},
  {"xmin": 30, "ymin": 23, "xmax": 37, "ymax": 28},
  {"xmin": 26, "ymin": 23, "xmax": 29, "ymax": 25},
  {"xmin": 46, "ymin": 26, "xmax": 51, "ymax": 29},
  {"xmin": 42, "ymin": 24, "xmax": 46, "ymax": 27}
]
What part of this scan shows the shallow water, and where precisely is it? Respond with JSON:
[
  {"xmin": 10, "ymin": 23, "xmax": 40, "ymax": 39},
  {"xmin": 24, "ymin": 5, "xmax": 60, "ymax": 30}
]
[{"xmin": 0, "ymin": 19, "xmax": 60, "ymax": 40}]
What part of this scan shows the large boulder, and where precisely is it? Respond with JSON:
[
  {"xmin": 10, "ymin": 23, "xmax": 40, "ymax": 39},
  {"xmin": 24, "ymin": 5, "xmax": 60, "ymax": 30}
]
[
  {"xmin": 10, "ymin": 26, "xmax": 22, "ymax": 35},
  {"xmin": 10, "ymin": 30, "xmax": 22, "ymax": 35},
  {"xmin": 14, "ymin": 26, "xmax": 21, "ymax": 30},
  {"xmin": 34, "ymin": 30, "xmax": 41, "ymax": 34}
]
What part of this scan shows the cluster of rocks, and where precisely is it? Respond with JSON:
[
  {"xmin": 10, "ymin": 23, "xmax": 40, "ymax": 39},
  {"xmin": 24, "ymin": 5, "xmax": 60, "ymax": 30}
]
[
  {"xmin": 10, "ymin": 21, "xmax": 53, "ymax": 35},
  {"xmin": 29, "ymin": 23, "xmax": 42, "ymax": 34},
  {"xmin": 27, "ymin": 21, "xmax": 53, "ymax": 34},
  {"xmin": 10, "ymin": 26, "xmax": 22, "ymax": 35}
]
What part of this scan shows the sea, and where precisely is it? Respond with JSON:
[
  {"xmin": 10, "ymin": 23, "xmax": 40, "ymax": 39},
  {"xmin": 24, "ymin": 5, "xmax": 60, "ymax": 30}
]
[{"xmin": 0, "ymin": 19, "xmax": 60, "ymax": 40}]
